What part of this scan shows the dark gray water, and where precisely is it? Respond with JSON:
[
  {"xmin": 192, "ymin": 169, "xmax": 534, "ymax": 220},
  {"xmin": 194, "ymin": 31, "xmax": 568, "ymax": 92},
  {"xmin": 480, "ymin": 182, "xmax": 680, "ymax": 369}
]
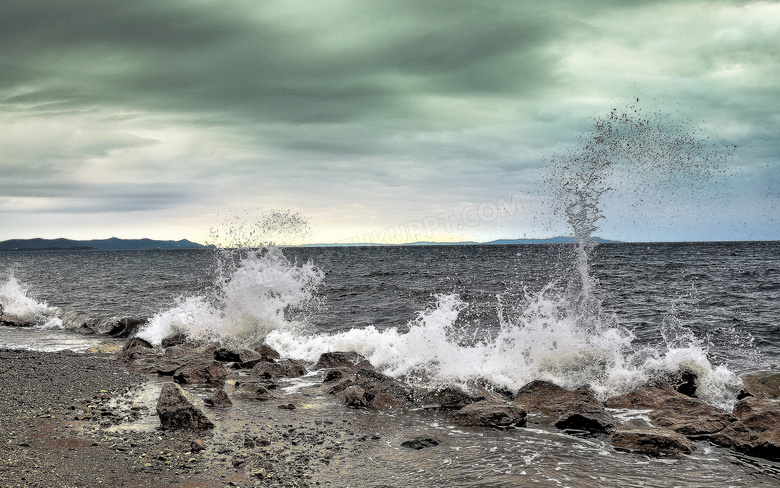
[{"xmin": 2, "ymin": 242, "xmax": 777, "ymax": 370}]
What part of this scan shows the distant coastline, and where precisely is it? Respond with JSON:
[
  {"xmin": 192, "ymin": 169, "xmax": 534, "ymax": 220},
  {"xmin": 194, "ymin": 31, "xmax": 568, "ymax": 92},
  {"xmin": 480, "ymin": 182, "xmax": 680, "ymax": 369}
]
[
  {"xmin": 0, "ymin": 236, "xmax": 623, "ymax": 251},
  {"xmin": 0, "ymin": 237, "xmax": 205, "ymax": 251},
  {"xmin": 302, "ymin": 237, "xmax": 622, "ymax": 247}
]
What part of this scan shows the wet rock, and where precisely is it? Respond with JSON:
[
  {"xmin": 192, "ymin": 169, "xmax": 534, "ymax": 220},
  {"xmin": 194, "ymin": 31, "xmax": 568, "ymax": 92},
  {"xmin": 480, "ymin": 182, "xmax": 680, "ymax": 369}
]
[
  {"xmin": 739, "ymin": 372, "xmax": 780, "ymax": 400},
  {"xmin": 323, "ymin": 368, "xmax": 349, "ymax": 383},
  {"xmin": 161, "ymin": 332, "xmax": 188, "ymax": 348},
  {"xmin": 252, "ymin": 359, "xmax": 307, "ymax": 379},
  {"xmin": 334, "ymin": 368, "xmax": 412, "ymax": 411},
  {"xmin": 0, "ymin": 314, "xmax": 34, "ymax": 327},
  {"xmin": 253, "ymin": 343, "xmax": 281, "ymax": 360},
  {"xmin": 343, "ymin": 386, "xmax": 373, "ymax": 409},
  {"xmin": 117, "ymin": 337, "xmax": 155, "ymax": 363},
  {"xmin": 450, "ymin": 403, "xmax": 527, "ymax": 429},
  {"xmin": 173, "ymin": 360, "xmax": 228, "ymax": 386},
  {"xmin": 105, "ymin": 317, "xmax": 146, "ymax": 338},
  {"xmin": 732, "ymin": 397, "xmax": 780, "ymax": 459},
  {"xmin": 204, "ymin": 389, "xmax": 232, "ymax": 407},
  {"xmin": 605, "ymin": 382, "xmax": 678, "ymax": 410},
  {"xmin": 156, "ymin": 383, "xmax": 214, "ymax": 430},
  {"xmin": 190, "ymin": 439, "xmax": 207, "ymax": 452},
  {"xmin": 416, "ymin": 386, "xmax": 483, "ymax": 410},
  {"xmin": 401, "ymin": 438, "xmax": 439, "ymax": 450},
  {"xmin": 315, "ymin": 351, "xmax": 373, "ymax": 371},
  {"xmin": 670, "ymin": 369, "xmax": 698, "ymax": 398},
  {"xmin": 515, "ymin": 380, "xmax": 617, "ymax": 433},
  {"xmin": 609, "ymin": 427, "xmax": 695, "ymax": 456},
  {"xmin": 733, "ymin": 397, "xmax": 780, "ymax": 432},
  {"xmin": 706, "ymin": 420, "xmax": 761, "ymax": 453},
  {"xmin": 648, "ymin": 395, "xmax": 735, "ymax": 438},
  {"xmin": 214, "ymin": 347, "xmax": 263, "ymax": 364},
  {"xmin": 232, "ymin": 381, "xmax": 274, "ymax": 401}
]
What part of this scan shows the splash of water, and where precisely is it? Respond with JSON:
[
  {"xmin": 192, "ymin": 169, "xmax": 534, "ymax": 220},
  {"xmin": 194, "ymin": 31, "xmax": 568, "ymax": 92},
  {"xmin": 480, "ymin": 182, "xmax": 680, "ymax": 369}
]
[
  {"xmin": 0, "ymin": 273, "xmax": 62, "ymax": 328},
  {"xmin": 136, "ymin": 212, "xmax": 323, "ymax": 346}
]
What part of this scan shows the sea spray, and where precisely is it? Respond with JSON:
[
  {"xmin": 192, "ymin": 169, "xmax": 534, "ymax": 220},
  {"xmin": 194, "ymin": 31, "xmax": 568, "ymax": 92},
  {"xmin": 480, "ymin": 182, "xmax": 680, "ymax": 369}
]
[
  {"xmin": 0, "ymin": 273, "xmax": 61, "ymax": 328},
  {"xmin": 136, "ymin": 246, "xmax": 322, "ymax": 346},
  {"xmin": 136, "ymin": 211, "xmax": 323, "ymax": 346}
]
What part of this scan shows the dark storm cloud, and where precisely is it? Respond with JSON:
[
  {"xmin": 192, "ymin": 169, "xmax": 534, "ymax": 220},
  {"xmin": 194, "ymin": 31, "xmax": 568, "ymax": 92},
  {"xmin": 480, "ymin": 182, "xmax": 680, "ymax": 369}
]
[
  {"xmin": 0, "ymin": 1, "xmax": 559, "ymax": 124},
  {"xmin": 0, "ymin": 0, "xmax": 777, "ymax": 241}
]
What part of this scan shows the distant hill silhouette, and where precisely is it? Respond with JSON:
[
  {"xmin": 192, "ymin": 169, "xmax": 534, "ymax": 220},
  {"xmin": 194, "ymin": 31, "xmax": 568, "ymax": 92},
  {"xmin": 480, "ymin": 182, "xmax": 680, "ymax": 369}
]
[{"xmin": 0, "ymin": 237, "xmax": 205, "ymax": 251}]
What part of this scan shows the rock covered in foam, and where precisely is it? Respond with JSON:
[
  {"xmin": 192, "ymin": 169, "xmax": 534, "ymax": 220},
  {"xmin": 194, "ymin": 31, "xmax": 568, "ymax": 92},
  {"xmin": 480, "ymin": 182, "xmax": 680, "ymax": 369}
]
[{"xmin": 156, "ymin": 383, "xmax": 214, "ymax": 430}]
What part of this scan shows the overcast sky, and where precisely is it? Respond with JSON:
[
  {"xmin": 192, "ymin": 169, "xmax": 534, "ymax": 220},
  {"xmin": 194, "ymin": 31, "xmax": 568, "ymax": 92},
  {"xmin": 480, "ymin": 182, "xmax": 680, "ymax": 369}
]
[{"xmin": 1, "ymin": 0, "xmax": 778, "ymax": 244}]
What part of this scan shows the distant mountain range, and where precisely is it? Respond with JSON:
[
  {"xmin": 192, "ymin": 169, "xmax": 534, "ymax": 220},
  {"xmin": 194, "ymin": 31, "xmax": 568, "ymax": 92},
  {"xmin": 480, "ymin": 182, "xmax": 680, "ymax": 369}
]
[{"xmin": 0, "ymin": 237, "xmax": 205, "ymax": 251}]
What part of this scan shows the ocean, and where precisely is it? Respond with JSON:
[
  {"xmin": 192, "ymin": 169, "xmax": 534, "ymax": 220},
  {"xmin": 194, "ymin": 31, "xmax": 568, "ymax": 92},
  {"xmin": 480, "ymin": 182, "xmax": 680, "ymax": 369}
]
[
  {"xmin": 1, "ymin": 242, "xmax": 780, "ymax": 485},
  {"xmin": 1, "ymin": 242, "xmax": 778, "ymax": 392}
]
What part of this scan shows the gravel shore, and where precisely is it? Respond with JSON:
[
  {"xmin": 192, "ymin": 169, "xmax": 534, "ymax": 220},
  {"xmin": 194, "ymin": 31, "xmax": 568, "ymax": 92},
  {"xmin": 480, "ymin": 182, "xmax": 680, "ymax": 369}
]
[{"xmin": 0, "ymin": 349, "xmax": 235, "ymax": 487}]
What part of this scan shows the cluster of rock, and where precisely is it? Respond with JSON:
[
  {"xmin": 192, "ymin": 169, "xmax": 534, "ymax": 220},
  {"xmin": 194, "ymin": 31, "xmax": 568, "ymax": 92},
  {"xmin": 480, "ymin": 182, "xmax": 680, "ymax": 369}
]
[{"xmin": 116, "ymin": 337, "xmax": 780, "ymax": 462}]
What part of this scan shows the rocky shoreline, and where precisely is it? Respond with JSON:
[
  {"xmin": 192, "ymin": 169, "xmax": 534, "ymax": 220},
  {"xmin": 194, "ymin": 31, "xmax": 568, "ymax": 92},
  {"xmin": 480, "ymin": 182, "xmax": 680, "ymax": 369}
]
[{"xmin": 1, "ymin": 339, "xmax": 779, "ymax": 487}]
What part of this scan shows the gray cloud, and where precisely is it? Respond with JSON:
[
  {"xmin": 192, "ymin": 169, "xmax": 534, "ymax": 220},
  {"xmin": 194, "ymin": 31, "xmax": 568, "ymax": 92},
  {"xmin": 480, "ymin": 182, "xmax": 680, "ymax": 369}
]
[{"xmin": 0, "ymin": 0, "xmax": 777, "ymax": 242}]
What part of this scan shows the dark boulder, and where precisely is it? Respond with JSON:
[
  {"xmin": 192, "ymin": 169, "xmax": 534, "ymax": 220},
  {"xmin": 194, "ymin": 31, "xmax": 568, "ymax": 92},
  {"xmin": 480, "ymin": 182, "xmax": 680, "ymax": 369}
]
[
  {"xmin": 401, "ymin": 438, "xmax": 439, "ymax": 450},
  {"xmin": 156, "ymin": 383, "xmax": 214, "ymax": 430},
  {"xmin": 648, "ymin": 395, "xmax": 736, "ymax": 438},
  {"xmin": 515, "ymin": 380, "xmax": 617, "ymax": 433},
  {"xmin": 204, "ymin": 389, "xmax": 232, "ymax": 407},
  {"xmin": 609, "ymin": 427, "xmax": 695, "ymax": 456},
  {"xmin": 252, "ymin": 359, "xmax": 307, "ymax": 379},
  {"xmin": 161, "ymin": 333, "xmax": 188, "ymax": 348},
  {"xmin": 105, "ymin": 317, "xmax": 146, "ymax": 338},
  {"xmin": 315, "ymin": 351, "xmax": 373, "ymax": 371},
  {"xmin": 450, "ymin": 403, "xmax": 527, "ymax": 429},
  {"xmin": 739, "ymin": 372, "xmax": 780, "ymax": 400},
  {"xmin": 331, "ymin": 368, "xmax": 412, "ymax": 411},
  {"xmin": 733, "ymin": 397, "xmax": 780, "ymax": 432},
  {"xmin": 173, "ymin": 360, "xmax": 228, "ymax": 386},
  {"xmin": 253, "ymin": 343, "xmax": 282, "ymax": 360},
  {"xmin": 344, "ymin": 386, "xmax": 374, "ymax": 409},
  {"xmin": 416, "ymin": 386, "xmax": 484, "ymax": 410},
  {"xmin": 232, "ymin": 381, "xmax": 275, "ymax": 401},
  {"xmin": 214, "ymin": 347, "xmax": 270, "ymax": 369},
  {"xmin": 0, "ymin": 314, "xmax": 34, "ymax": 327},
  {"xmin": 117, "ymin": 337, "xmax": 155, "ymax": 363}
]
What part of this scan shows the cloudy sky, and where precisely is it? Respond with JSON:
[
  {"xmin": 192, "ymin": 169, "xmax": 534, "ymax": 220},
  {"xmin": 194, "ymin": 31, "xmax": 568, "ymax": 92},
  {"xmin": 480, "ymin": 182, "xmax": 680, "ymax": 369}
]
[{"xmin": 1, "ymin": 0, "xmax": 778, "ymax": 244}]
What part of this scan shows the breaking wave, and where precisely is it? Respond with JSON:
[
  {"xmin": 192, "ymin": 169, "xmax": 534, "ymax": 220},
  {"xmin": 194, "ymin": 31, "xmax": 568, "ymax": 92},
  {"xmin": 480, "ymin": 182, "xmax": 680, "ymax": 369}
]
[{"xmin": 0, "ymin": 273, "xmax": 62, "ymax": 328}]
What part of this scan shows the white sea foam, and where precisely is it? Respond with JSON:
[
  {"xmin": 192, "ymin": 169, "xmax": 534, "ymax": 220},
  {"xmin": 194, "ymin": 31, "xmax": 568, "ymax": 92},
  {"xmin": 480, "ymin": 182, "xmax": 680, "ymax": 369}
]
[
  {"xmin": 266, "ymin": 286, "xmax": 741, "ymax": 410},
  {"xmin": 0, "ymin": 273, "xmax": 61, "ymax": 328},
  {"xmin": 136, "ymin": 246, "xmax": 322, "ymax": 346}
]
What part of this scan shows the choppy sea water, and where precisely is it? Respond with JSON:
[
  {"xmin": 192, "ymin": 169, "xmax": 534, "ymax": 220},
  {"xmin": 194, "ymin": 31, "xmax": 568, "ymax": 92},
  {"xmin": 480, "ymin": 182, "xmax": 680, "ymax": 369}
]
[{"xmin": 1, "ymin": 242, "xmax": 779, "ymax": 486}]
